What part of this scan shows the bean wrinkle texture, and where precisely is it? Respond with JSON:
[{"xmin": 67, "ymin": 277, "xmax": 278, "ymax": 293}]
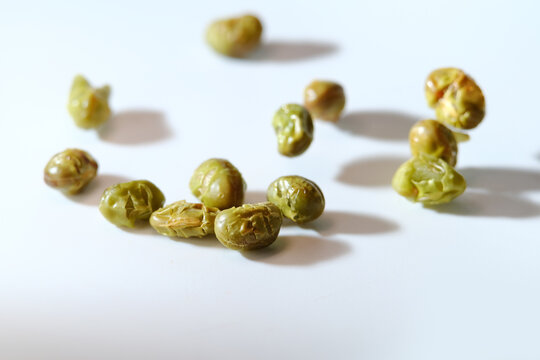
[
  {"xmin": 267, "ymin": 175, "xmax": 325, "ymax": 223},
  {"xmin": 214, "ymin": 202, "xmax": 282, "ymax": 250},
  {"xmin": 99, "ymin": 180, "xmax": 165, "ymax": 228},
  {"xmin": 392, "ymin": 155, "xmax": 466, "ymax": 205},
  {"xmin": 150, "ymin": 200, "xmax": 219, "ymax": 238},
  {"xmin": 425, "ymin": 68, "xmax": 485, "ymax": 130},
  {"xmin": 272, "ymin": 104, "xmax": 314, "ymax": 157}
]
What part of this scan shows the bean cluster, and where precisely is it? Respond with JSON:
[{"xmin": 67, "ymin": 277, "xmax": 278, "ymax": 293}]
[
  {"xmin": 44, "ymin": 14, "xmax": 486, "ymax": 250},
  {"xmin": 392, "ymin": 68, "xmax": 485, "ymax": 205}
]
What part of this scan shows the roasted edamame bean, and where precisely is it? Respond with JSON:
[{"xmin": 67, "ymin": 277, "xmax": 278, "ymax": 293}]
[
  {"xmin": 392, "ymin": 155, "xmax": 466, "ymax": 205},
  {"xmin": 214, "ymin": 202, "xmax": 282, "ymax": 250},
  {"xmin": 189, "ymin": 158, "xmax": 246, "ymax": 210},
  {"xmin": 206, "ymin": 14, "xmax": 263, "ymax": 58},
  {"xmin": 150, "ymin": 200, "xmax": 219, "ymax": 238},
  {"xmin": 409, "ymin": 119, "xmax": 458, "ymax": 166},
  {"xmin": 304, "ymin": 80, "xmax": 346, "ymax": 122},
  {"xmin": 67, "ymin": 75, "xmax": 111, "ymax": 129},
  {"xmin": 425, "ymin": 67, "xmax": 485, "ymax": 130},
  {"xmin": 99, "ymin": 180, "xmax": 165, "ymax": 227},
  {"xmin": 272, "ymin": 104, "xmax": 314, "ymax": 157},
  {"xmin": 267, "ymin": 175, "xmax": 325, "ymax": 223},
  {"xmin": 44, "ymin": 148, "xmax": 98, "ymax": 195}
]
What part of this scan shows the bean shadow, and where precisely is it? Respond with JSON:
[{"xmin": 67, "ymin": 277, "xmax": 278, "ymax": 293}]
[
  {"xmin": 68, "ymin": 173, "xmax": 130, "ymax": 206},
  {"xmin": 242, "ymin": 235, "xmax": 349, "ymax": 266},
  {"xmin": 120, "ymin": 226, "xmax": 225, "ymax": 244},
  {"xmin": 427, "ymin": 166, "xmax": 540, "ymax": 218},
  {"xmin": 98, "ymin": 110, "xmax": 172, "ymax": 145},
  {"xmin": 336, "ymin": 155, "xmax": 408, "ymax": 187},
  {"xmin": 337, "ymin": 111, "xmax": 420, "ymax": 141},
  {"xmin": 244, "ymin": 190, "xmax": 267, "ymax": 204},
  {"xmin": 120, "ymin": 224, "xmax": 162, "ymax": 236},
  {"xmin": 301, "ymin": 211, "xmax": 399, "ymax": 236},
  {"xmin": 118, "ymin": 223, "xmax": 224, "ymax": 243},
  {"xmin": 169, "ymin": 235, "xmax": 224, "ymax": 248},
  {"xmin": 460, "ymin": 167, "xmax": 540, "ymax": 194},
  {"xmin": 280, "ymin": 217, "xmax": 297, "ymax": 227},
  {"xmin": 427, "ymin": 191, "xmax": 540, "ymax": 218},
  {"xmin": 252, "ymin": 40, "xmax": 338, "ymax": 62}
]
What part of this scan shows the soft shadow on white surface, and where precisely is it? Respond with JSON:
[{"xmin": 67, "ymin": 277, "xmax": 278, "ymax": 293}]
[
  {"xmin": 244, "ymin": 190, "xmax": 267, "ymax": 203},
  {"xmin": 252, "ymin": 40, "xmax": 338, "ymax": 62},
  {"xmin": 170, "ymin": 235, "xmax": 224, "ymax": 248},
  {"xmin": 428, "ymin": 167, "xmax": 540, "ymax": 218},
  {"xmin": 336, "ymin": 155, "xmax": 408, "ymax": 187},
  {"xmin": 427, "ymin": 192, "xmax": 540, "ymax": 218},
  {"xmin": 242, "ymin": 235, "xmax": 349, "ymax": 265},
  {"xmin": 280, "ymin": 217, "xmax": 297, "ymax": 227},
  {"xmin": 460, "ymin": 167, "xmax": 540, "ymax": 193},
  {"xmin": 98, "ymin": 110, "xmax": 172, "ymax": 145},
  {"xmin": 338, "ymin": 111, "xmax": 419, "ymax": 141},
  {"xmin": 121, "ymin": 224, "xmax": 161, "ymax": 236},
  {"xmin": 68, "ymin": 173, "xmax": 130, "ymax": 206},
  {"xmin": 301, "ymin": 211, "xmax": 399, "ymax": 236},
  {"xmin": 120, "ymin": 228, "xmax": 225, "ymax": 245},
  {"xmin": 246, "ymin": 191, "xmax": 399, "ymax": 234}
]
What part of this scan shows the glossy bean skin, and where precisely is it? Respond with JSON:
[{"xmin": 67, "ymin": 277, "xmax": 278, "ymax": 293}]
[
  {"xmin": 304, "ymin": 80, "xmax": 346, "ymax": 122},
  {"xmin": 272, "ymin": 104, "xmax": 314, "ymax": 157},
  {"xmin": 392, "ymin": 155, "xmax": 466, "ymax": 205},
  {"xmin": 267, "ymin": 175, "xmax": 325, "ymax": 223},
  {"xmin": 150, "ymin": 200, "xmax": 219, "ymax": 238},
  {"xmin": 67, "ymin": 75, "xmax": 111, "ymax": 129},
  {"xmin": 99, "ymin": 180, "xmax": 165, "ymax": 228},
  {"xmin": 206, "ymin": 14, "xmax": 263, "ymax": 58},
  {"xmin": 43, "ymin": 148, "xmax": 98, "ymax": 195},
  {"xmin": 189, "ymin": 158, "xmax": 246, "ymax": 210},
  {"xmin": 214, "ymin": 202, "xmax": 282, "ymax": 250},
  {"xmin": 425, "ymin": 68, "xmax": 485, "ymax": 130},
  {"xmin": 409, "ymin": 119, "xmax": 458, "ymax": 166}
]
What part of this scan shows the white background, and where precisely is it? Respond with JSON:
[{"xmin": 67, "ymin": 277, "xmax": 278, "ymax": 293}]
[{"xmin": 1, "ymin": 0, "xmax": 540, "ymax": 359}]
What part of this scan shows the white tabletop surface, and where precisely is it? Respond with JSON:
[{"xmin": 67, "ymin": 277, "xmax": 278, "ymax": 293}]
[{"xmin": 1, "ymin": 0, "xmax": 540, "ymax": 359}]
